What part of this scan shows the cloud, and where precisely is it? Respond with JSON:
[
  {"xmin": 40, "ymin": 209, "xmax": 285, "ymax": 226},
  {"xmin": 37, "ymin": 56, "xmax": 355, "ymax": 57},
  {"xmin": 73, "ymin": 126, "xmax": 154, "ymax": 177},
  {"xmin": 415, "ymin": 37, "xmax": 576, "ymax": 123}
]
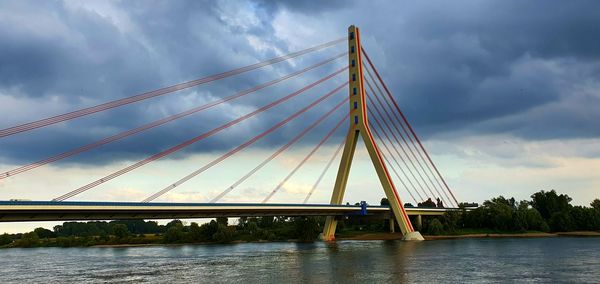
[
  {"xmin": 0, "ymin": 1, "xmax": 599, "ymax": 207},
  {"xmin": 0, "ymin": 0, "xmax": 348, "ymax": 166}
]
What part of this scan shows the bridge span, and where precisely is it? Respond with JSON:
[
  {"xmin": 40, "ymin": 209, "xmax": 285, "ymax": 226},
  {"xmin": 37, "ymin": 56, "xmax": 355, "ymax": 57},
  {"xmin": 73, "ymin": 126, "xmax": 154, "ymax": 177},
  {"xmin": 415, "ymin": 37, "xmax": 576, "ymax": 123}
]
[{"xmin": 0, "ymin": 201, "xmax": 452, "ymax": 222}]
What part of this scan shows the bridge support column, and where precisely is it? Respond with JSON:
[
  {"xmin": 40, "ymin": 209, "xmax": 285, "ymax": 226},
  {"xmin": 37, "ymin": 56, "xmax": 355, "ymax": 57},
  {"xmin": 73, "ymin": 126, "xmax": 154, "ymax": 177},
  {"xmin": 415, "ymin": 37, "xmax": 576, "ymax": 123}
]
[
  {"xmin": 389, "ymin": 218, "xmax": 395, "ymax": 233},
  {"xmin": 322, "ymin": 25, "xmax": 423, "ymax": 242},
  {"xmin": 416, "ymin": 214, "xmax": 422, "ymax": 231}
]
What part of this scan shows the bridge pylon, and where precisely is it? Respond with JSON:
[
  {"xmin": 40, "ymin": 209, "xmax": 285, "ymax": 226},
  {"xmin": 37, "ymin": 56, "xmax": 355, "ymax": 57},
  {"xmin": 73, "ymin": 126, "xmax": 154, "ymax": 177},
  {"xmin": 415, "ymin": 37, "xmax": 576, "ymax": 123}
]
[{"xmin": 322, "ymin": 25, "xmax": 424, "ymax": 241}]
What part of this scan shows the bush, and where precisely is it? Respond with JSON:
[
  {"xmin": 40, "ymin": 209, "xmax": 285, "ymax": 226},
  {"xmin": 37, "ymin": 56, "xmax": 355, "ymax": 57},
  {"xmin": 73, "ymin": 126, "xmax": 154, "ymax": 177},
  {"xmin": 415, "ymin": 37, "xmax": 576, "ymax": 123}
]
[
  {"xmin": 427, "ymin": 219, "xmax": 444, "ymax": 235},
  {"xmin": 15, "ymin": 232, "xmax": 39, "ymax": 247},
  {"xmin": 550, "ymin": 211, "xmax": 573, "ymax": 232},
  {"xmin": 212, "ymin": 224, "xmax": 234, "ymax": 243},
  {"xmin": 294, "ymin": 217, "xmax": 321, "ymax": 242},
  {"xmin": 112, "ymin": 224, "xmax": 130, "ymax": 239},
  {"xmin": 34, "ymin": 227, "xmax": 55, "ymax": 239},
  {"xmin": 442, "ymin": 210, "xmax": 461, "ymax": 232},
  {"xmin": 163, "ymin": 225, "xmax": 184, "ymax": 243},
  {"xmin": 0, "ymin": 233, "xmax": 13, "ymax": 246}
]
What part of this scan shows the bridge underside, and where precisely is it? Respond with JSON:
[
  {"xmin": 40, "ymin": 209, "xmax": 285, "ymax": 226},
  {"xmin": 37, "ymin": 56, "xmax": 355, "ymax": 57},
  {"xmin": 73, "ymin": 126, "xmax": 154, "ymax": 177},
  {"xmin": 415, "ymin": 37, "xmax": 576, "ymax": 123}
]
[{"xmin": 0, "ymin": 201, "xmax": 449, "ymax": 222}]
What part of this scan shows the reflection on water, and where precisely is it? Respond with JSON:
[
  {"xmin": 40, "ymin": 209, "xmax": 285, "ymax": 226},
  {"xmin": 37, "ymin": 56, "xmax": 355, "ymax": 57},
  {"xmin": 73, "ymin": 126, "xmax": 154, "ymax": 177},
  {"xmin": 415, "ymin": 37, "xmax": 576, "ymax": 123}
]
[{"xmin": 1, "ymin": 237, "xmax": 599, "ymax": 283}]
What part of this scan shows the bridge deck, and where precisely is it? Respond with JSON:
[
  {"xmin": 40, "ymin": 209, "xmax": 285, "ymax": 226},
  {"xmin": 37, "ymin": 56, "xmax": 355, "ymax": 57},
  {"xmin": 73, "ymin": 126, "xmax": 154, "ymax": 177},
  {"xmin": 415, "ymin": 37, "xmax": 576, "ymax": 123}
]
[{"xmin": 0, "ymin": 201, "xmax": 453, "ymax": 222}]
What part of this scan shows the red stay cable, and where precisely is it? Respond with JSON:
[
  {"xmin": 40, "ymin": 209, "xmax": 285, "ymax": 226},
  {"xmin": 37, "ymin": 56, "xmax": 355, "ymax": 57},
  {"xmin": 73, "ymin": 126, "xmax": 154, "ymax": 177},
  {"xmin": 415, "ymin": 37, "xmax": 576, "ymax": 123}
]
[
  {"xmin": 368, "ymin": 105, "xmax": 428, "ymax": 202},
  {"xmin": 53, "ymin": 68, "xmax": 347, "ymax": 201},
  {"xmin": 143, "ymin": 89, "xmax": 349, "ymax": 202},
  {"xmin": 364, "ymin": 69, "xmax": 455, "ymax": 207},
  {"xmin": 370, "ymin": 125, "xmax": 420, "ymax": 204},
  {"xmin": 302, "ymin": 138, "xmax": 345, "ymax": 204},
  {"xmin": 0, "ymin": 37, "xmax": 345, "ymax": 138},
  {"xmin": 211, "ymin": 108, "xmax": 348, "ymax": 203},
  {"xmin": 367, "ymin": 90, "xmax": 449, "ymax": 206},
  {"xmin": 1, "ymin": 53, "xmax": 346, "ymax": 180},
  {"xmin": 262, "ymin": 111, "xmax": 348, "ymax": 203},
  {"xmin": 361, "ymin": 47, "xmax": 459, "ymax": 206}
]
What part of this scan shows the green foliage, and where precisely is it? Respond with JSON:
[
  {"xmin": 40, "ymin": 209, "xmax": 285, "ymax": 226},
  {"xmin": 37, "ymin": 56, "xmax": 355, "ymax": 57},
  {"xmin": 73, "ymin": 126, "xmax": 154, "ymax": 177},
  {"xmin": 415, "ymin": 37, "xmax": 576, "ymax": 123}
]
[
  {"xmin": 418, "ymin": 198, "xmax": 437, "ymax": 208},
  {"xmin": 112, "ymin": 224, "xmax": 130, "ymax": 239},
  {"xmin": 3, "ymin": 190, "xmax": 599, "ymax": 248},
  {"xmin": 549, "ymin": 211, "xmax": 573, "ymax": 232},
  {"xmin": 519, "ymin": 205, "xmax": 549, "ymax": 232},
  {"xmin": 484, "ymin": 196, "xmax": 516, "ymax": 230},
  {"xmin": 530, "ymin": 190, "xmax": 572, "ymax": 219},
  {"xmin": 441, "ymin": 210, "xmax": 461, "ymax": 232},
  {"xmin": 427, "ymin": 219, "xmax": 444, "ymax": 235},
  {"xmin": 380, "ymin": 198, "xmax": 389, "ymax": 206},
  {"xmin": 591, "ymin": 199, "xmax": 600, "ymax": 211},
  {"xmin": 15, "ymin": 232, "xmax": 39, "ymax": 247},
  {"xmin": 259, "ymin": 216, "xmax": 274, "ymax": 228},
  {"xmin": 293, "ymin": 217, "xmax": 321, "ymax": 242},
  {"xmin": 212, "ymin": 224, "xmax": 234, "ymax": 243},
  {"xmin": 165, "ymin": 220, "xmax": 184, "ymax": 231},
  {"xmin": 188, "ymin": 222, "xmax": 203, "ymax": 242},
  {"xmin": 201, "ymin": 220, "xmax": 219, "ymax": 240},
  {"xmin": 34, "ymin": 227, "xmax": 55, "ymax": 239},
  {"xmin": 164, "ymin": 224, "xmax": 184, "ymax": 243},
  {"xmin": 0, "ymin": 233, "xmax": 13, "ymax": 246},
  {"xmin": 216, "ymin": 217, "xmax": 228, "ymax": 226}
]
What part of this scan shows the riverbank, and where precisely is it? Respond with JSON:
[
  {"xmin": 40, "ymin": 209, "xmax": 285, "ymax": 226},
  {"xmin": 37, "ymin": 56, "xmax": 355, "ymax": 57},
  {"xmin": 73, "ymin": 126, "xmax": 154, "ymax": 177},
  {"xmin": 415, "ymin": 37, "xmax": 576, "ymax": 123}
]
[
  {"xmin": 75, "ymin": 231, "xmax": 600, "ymax": 247},
  {"xmin": 337, "ymin": 231, "xmax": 600, "ymax": 241},
  {"xmin": 4, "ymin": 231, "xmax": 600, "ymax": 249}
]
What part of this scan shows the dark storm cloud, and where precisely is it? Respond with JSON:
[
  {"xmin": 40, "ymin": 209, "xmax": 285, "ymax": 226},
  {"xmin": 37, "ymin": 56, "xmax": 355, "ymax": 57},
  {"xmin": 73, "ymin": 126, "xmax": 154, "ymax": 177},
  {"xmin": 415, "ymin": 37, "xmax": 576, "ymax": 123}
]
[
  {"xmin": 339, "ymin": 1, "xmax": 600, "ymax": 139},
  {"xmin": 0, "ymin": 0, "xmax": 599, "ymax": 166},
  {"xmin": 0, "ymin": 0, "xmax": 348, "ymax": 165}
]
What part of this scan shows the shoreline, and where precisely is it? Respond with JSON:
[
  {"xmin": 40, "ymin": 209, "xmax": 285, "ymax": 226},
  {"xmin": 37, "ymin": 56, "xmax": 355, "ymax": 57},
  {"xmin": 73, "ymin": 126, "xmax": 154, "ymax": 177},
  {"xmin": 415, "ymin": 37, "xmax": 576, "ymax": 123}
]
[
  {"xmin": 338, "ymin": 231, "xmax": 600, "ymax": 241},
  {"xmin": 94, "ymin": 231, "xmax": 600, "ymax": 247},
  {"xmin": 4, "ymin": 231, "xmax": 599, "ymax": 249}
]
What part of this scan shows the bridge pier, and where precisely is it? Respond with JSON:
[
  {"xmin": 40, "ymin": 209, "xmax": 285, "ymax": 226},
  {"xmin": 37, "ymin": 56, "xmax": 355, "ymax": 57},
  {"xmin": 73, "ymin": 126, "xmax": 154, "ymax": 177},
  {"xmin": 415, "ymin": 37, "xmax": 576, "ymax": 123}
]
[
  {"xmin": 322, "ymin": 25, "xmax": 423, "ymax": 242},
  {"xmin": 416, "ymin": 214, "xmax": 422, "ymax": 231}
]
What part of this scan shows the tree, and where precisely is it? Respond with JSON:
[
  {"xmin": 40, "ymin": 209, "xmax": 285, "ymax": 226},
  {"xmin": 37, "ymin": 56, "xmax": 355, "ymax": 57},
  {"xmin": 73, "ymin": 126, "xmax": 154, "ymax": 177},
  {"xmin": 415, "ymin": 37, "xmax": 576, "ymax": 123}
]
[
  {"xmin": 442, "ymin": 210, "xmax": 461, "ymax": 232},
  {"xmin": 237, "ymin": 217, "xmax": 248, "ymax": 230},
  {"xmin": 212, "ymin": 224, "xmax": 234, "ymax": 243},
  {"xmin": 199, "ymin": 220, "xmax": 219, "ymax": 241},
  {"xmin": 483, "ymin": 196, "xmax": 515, "ymax": 230},
  {"xmin": 569, "ymin": 206, "xmax": 597, "ymax": 231},
  {"xmin": 34, "ymin": 227, "xmax": 55, "ymax": 239},
  {"xmin": 380, "ymin": 197, "xmax": 389, "ymax": 206},
  {"xmin": 418, "ymin": 198, "xmax": 436, "ymax": 208},
  {"xmin": 16, "ymin": 232, "xmax": 39, "ymax": 247},
  {"xmin": 112, "ymin": 224, "xmax": 130, "ymax": 239},
  {"xmin": 427, "ymin": 219, "xmax": 444, "ymax": 235},
  {"xmin": 523, "ymin": 206, "xmax": 549, "ymax": 232},
  {"xmin": 530, "ymin": 190, "xmax": 572, "ymax": 220},
  {"xmin": 164, "ymin": 225, "xmax": 184, "ymax": 243},
  {"xmin": 189, "ymin": 222, "xmax": 203, "ymax": 242},
  {"xmin": 591, "ymin": 199, "xmax": 600, "ymax": 211},
  {"xmin": 0, "ymin": 233, "xmax": 13, "ymax": 246},
  {"xmin": 165, "ymin": 220, "xmax": 184, "ymax": 231},
  {"xmin": 216, "ymin": 217, "xmax": 228, "ymax": 226},
  {"xmin": 293, "ymin": 217, "xmax": 321, "ymax": 242},
  {"xmin": 259, "ymin": 216, "xmax": 274, "ymax": 228},
  {"xmin": 550, "ymin": 211, "xmax": 573, "ymax": 232}
]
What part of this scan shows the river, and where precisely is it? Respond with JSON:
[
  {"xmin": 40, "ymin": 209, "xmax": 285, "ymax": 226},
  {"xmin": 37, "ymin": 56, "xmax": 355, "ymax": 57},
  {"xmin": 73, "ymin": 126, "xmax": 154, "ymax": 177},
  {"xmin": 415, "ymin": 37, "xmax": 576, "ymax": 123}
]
[{"xmin": 1, "ymin": 237, "xmax": 599, "ymax": 283}]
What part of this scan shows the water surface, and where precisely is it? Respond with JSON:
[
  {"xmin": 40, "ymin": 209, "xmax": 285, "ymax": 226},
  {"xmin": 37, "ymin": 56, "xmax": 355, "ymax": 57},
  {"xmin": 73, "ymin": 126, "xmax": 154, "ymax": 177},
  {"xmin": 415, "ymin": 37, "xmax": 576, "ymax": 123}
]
[{"xmin": 1, "ymin": 237, "xmax": 599, "ymax": 283}]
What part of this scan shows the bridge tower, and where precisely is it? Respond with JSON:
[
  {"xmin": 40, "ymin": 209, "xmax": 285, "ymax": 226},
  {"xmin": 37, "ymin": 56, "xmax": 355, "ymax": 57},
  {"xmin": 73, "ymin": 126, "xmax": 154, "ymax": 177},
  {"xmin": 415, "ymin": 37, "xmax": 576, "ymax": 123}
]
[{"xmin": 322, "ymin": 25, "xmax": 424, "ymax": 241}]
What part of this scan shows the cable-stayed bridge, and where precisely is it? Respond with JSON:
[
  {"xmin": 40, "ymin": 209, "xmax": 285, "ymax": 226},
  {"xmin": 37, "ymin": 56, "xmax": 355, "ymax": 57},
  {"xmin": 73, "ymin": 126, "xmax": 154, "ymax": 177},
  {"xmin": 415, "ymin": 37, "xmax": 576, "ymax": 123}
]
[{"xmin": 0, "ymin": 26, "xmax": 461, "ymax": 241}]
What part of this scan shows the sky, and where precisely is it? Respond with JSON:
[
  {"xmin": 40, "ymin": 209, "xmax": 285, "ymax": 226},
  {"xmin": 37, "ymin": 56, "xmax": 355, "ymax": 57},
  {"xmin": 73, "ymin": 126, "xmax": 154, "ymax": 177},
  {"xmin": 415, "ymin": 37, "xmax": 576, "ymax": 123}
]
[{"xmin": 1, "ymin": 0, "xmax": 599, "ymax": 233}]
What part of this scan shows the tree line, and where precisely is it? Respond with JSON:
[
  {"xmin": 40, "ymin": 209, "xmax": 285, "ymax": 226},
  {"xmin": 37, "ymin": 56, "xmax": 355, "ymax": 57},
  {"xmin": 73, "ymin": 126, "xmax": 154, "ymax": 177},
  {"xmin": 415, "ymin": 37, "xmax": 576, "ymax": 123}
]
[
  {"xmin": 0, "ymin": 216, "xmax": 323, "ymax": 248},
  {"xmin": 422, "ymin": 190, "xmax": 600, "ymax": 235},
  {"xmin": 1, "ymin": 189, "xmax": 598, "ymax": 248}
]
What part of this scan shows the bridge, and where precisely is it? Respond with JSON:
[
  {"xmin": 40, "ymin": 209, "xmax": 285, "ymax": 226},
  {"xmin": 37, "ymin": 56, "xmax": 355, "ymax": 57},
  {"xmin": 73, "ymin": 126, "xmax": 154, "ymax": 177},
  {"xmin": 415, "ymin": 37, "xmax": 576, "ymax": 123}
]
[
  {"xmin": 0, "ymin": 25, "xmax": 462, "ymax": 241},
  {"xmin": 0, "ymin": 201, "xmax": 451, "ymax": 222}
]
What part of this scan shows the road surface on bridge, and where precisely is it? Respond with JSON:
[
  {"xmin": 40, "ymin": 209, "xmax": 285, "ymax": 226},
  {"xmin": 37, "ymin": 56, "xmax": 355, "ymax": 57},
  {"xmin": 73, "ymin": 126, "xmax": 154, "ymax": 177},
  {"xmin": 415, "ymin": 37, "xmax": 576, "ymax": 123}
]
[{"xmin": 0, "ymin": 201, "xmax": 452, "ymax": 222}]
